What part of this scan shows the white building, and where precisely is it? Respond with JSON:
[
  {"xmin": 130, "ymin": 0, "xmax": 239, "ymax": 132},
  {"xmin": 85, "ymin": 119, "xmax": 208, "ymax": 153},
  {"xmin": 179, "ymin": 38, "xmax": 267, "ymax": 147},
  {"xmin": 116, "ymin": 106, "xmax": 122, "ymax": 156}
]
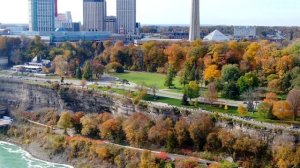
[
  {"xmin": 234, "ymin": 26, "xmax": 256, "ymax": 39},
  {"xmin": 203, "ymin": 30, "xmax": 230, "ymax": 42},
  {"xmin": 28, "ymin": 0, "xmax": 56, "ymax": 32},
  {"xmin": 117, "ymin": 0, "xmax": 136, "ymax": 34},
  {"xmin": 83, "ymin": 0, "xmax": 107, "ymax": 32},
  {"xmin": 55, "ymin": 11, "xmax": 73, "ymax": 31}
]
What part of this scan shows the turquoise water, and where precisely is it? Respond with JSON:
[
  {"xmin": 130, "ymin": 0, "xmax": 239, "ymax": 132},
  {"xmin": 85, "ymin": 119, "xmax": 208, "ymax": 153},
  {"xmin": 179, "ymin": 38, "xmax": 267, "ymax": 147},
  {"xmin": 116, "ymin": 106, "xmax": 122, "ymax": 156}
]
[{"xmin": 0, "ymin": 141, "xmax": 73, "ymax": 168}]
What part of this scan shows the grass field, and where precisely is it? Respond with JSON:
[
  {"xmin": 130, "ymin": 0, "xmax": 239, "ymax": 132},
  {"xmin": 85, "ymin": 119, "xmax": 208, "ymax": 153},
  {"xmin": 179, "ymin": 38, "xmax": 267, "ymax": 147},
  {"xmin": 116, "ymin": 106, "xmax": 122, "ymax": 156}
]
[
  {"xmin": 88, "ymin": 85, "xmax": 133, "ymax": 96},
  {"xmin": 111, "ymin": 71, "xmax": 182, "ymax": 90}
]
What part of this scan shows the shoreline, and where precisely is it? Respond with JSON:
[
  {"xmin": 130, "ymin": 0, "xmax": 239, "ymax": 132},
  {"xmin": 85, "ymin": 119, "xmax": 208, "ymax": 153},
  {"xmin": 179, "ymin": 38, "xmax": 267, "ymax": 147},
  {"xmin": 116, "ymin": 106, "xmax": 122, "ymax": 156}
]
[{"xmin": 0, "ymin": 137, "xmax": 74, "ymax": 168}]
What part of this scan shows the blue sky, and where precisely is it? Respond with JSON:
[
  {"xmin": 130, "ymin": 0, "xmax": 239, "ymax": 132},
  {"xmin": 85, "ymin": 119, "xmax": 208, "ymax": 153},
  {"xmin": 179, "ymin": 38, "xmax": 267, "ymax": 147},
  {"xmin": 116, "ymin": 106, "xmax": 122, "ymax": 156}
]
[{"xmin": 0, "ymin": 0, "xmax": 300, "ymax": 26}]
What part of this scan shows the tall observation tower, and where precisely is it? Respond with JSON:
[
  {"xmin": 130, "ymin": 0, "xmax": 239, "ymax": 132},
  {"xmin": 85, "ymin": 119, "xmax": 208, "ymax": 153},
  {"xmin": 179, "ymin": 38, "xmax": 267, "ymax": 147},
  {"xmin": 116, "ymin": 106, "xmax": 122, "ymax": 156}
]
[{"xmin": 189, "ymin": 0, "xmax": 200, "ymax": 41}]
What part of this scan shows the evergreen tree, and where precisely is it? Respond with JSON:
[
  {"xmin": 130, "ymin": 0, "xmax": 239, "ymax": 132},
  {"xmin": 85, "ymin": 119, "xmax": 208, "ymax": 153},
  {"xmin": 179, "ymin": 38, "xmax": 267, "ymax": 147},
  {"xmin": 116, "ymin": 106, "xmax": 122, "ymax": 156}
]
[
  {"xmin": 181, "ymin": 93, "xmax": 189, "ymax": 106},
  {"xmin": 164, "ymin": 66, "xmax": 176, "ymax": 88},
  {"xmin": 82, "ymin": 61, "xmax": 93, "ymax": 80},
  {"xmin": 75, "ymin": 67, "xmax": 82, "ymax": 79}
]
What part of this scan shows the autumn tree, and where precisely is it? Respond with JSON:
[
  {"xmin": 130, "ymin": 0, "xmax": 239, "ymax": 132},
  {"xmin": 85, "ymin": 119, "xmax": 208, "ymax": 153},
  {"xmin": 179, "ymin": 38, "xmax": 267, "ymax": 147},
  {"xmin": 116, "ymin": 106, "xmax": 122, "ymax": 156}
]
[
  {"xmin": 204, "ymin": 82, "xmax": 218, "ymax": 105},
  {"xmin": 139, "ymin": 151, "xmax": 159, "ymax": 168},
  {"xmin": 233, "ymin": 136, "xmax": 266, "ymax": 158},
  {"xmin": 96, "ymin": 112, "xmax": 113, "ymax": 124},
  {"xmin": 106, "ymin": 62, "xmax": 124, "ymax": 73},
  {"xmin": 99, "ymin": 117, "xmax": 125, "ymax": 143},
  {"xmin": 272, "ymin": 101, "xmax": 293, "ymax": 120},
  {"xmin": 272, "ymin": 135, "xmax": 298, "ymax": 168},
  {"xmin": 217, "ymin": 130, "xmax": 236, "ymax": 154},
  {"xmin": 276, "ymin": 55, "xmax": 294, "ymax": 76},
  {"xmin": 188, "ymin": 114, "xmax": 214, "ymax": 150},
  {"xmin": 268, "ymin": 79, "xmax": 282, "ymax": 93},
  {"xmin": 122, "ymin": 113, "xmax": 152, "ymax": 147},
  {"xmin": 243, "ymin": 42, "xmax": 260, "ymax": 69},
  {"xmin": 71, "ymin": 112, "xmax": 84, "ymax": 134},
  {"xmin": 57, "ymin": 112, "xmax": 73, "ymax": 134},
  {"xmin": 203, "ymin": 64, "xmax": 221, "ymax": 82},
  {"xmin": 80, "ymin": 115, "xmax": 99, "ymax": 137},
  {"xmin": 264, "ymin": 92, "xmax": 278, "ymax": 105},
  {"xmin": 91, "ymin": 59, "xmax": 105, "ymax": 80},
  {"xmin": 164, "ymin": 43, "xmax": 186, "ymax": 71},
  {"xmin": 142, "ymin": 41, "xmax": 167, "ymax": 72},
  {"xmin": 205, "ymin": 132, "xmax": 222, "ymax": 151},
  {"xmin": 174, "ymin": 118, "xmax": 190, "ymax": 147},
  {"xmin": 175, "ymin": 159, "xmax": 199, "ymax": 168},
  {"xmin": 52, "ymin": 55, "xmax": 68, "ymax": 76},
  {"xmin": 148, "ymin": 118, "xmax": 173, "ymax": 146},
  {"xmin": 287, "ymin": 89, "xmax": 300, "ymax": 121}
]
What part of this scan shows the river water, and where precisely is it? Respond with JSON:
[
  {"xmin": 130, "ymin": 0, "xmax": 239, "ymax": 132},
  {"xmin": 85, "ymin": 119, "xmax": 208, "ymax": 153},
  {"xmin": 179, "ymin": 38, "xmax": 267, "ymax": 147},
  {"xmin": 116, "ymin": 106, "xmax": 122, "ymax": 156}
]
[{"xmin": 0, "ymin": 141, "xmax": 73, "ymax": 168}]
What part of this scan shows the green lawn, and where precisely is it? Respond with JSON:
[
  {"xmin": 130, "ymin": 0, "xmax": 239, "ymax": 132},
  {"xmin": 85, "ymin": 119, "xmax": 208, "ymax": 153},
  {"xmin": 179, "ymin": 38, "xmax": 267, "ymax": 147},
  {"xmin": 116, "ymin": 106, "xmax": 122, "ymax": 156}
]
[
  {"xmin": 111, "ymin": 71, "xmax": 182, "ymax": 90},
  {"xmin": 88, "ymin": 85, "xmax": 133, "ymax": 96},
  {"xmin": 144, "ymin": 95, "xmax": 238, "ymax": 114}
]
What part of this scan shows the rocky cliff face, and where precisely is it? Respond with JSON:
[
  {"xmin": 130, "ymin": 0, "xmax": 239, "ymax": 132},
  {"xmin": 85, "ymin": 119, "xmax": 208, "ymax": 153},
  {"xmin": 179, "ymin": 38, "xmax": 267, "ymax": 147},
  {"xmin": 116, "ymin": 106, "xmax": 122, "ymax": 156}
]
[
  {"xmin": 0, "ymin": 78, "xmax": 134, "ymax": 114},
  {"xmin": 0, "ymin": 78, "xmax": 298, "ymax": 142}
]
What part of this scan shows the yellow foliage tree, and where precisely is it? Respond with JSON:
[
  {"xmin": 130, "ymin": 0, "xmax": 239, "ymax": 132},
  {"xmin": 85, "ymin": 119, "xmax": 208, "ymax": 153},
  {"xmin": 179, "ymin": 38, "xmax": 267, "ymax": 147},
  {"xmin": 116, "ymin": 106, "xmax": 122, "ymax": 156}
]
[{"xmin": 203, "ymin": 64, "xmax": 221, "ymax": 82}]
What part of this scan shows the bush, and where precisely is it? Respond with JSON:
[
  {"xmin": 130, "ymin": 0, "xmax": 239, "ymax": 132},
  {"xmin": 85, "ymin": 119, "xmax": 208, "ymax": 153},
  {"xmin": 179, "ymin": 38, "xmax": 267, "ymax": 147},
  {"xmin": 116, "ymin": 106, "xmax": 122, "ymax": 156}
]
[
  {"xmin": 257, "ymin": 102, "xmax": 273, "ymax": 119},
  {"xmin": 237, "ymin": 105, "xmax": 247, "ymax": 117},
  {"xmin": 45, "ymin": 135, "xmax": 65, "ymax": 154}
]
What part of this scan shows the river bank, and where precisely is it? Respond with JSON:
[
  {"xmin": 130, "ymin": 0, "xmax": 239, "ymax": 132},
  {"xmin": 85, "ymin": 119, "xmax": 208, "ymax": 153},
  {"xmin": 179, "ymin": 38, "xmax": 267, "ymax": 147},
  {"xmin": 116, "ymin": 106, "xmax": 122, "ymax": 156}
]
[{"xmin": 0, "ymin": 136, "xmax": 73, "ymax": 168}]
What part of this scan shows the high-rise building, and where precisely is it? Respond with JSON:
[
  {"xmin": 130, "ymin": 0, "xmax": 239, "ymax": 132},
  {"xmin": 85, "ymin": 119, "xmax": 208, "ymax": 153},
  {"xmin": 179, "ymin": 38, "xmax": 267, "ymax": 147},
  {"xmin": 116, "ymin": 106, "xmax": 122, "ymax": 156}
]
[
  {"xmin": 105, "ymin": 16, "xmax": 117, "ymax": 33},
  {"xmin": 29, "ymin": 0, "xmax": 56, "ymax": 32},
  {"xmin": 117, "ymin": 0, "xmax": 136, "ymax": 34},
  {"xmin": 83, "ymin": 0, "xmax": 106, "ymax": 32},
  {"xmin": 189, "ymin": 0, "xmax": 200, "ymax": 41}
]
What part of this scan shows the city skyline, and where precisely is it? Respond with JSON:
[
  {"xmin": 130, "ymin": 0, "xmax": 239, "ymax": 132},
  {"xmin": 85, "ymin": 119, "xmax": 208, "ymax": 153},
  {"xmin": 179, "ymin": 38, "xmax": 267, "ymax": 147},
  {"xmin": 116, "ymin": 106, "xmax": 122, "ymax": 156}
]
[{"xmin": 1, "ymin": 0, "xmax": 300, "ymax": 26}]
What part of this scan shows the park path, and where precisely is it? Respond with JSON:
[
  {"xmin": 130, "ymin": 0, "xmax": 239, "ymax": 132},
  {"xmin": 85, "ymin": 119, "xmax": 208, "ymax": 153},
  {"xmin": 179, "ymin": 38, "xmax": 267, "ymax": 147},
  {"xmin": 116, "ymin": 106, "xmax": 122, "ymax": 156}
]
[{"xmin": 25, "ymin": 119, "xmax": 215, "ymax": 166}]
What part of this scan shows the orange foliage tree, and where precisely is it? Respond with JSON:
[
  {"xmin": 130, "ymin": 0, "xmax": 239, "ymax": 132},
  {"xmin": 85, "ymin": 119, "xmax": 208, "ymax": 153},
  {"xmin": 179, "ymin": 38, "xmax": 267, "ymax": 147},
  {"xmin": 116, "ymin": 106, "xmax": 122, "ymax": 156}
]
[{"xmin": 272, "ymin": 101, "xmax": 293, "ymax": 120}]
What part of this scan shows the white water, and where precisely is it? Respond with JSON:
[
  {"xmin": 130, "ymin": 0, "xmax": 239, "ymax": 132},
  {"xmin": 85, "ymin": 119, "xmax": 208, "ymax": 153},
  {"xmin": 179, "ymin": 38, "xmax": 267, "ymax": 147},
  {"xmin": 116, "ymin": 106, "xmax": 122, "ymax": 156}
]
[{"xmin": 0, "ymin": 141, "xmax": 73, "ymax": 168}]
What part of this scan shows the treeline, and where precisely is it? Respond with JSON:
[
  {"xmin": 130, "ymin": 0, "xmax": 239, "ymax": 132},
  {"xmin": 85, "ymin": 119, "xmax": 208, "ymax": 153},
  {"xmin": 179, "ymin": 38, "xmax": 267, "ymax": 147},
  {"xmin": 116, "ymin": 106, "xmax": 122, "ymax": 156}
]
[
  {"xmin": 15, "ymin": 109, "xmax": 300, "ymax": 168},
  {"xmin": 2, "ymin": 36, "xmax": 300, "ymax": 99}
]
